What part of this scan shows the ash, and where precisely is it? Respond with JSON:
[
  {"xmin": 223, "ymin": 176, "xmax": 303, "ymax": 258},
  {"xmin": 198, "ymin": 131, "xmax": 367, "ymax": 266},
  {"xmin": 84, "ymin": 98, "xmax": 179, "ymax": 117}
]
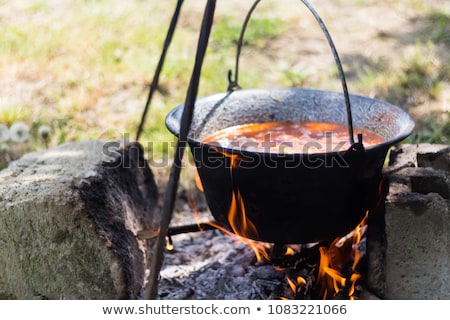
[{"xmin": 157, "ymin": 228, "xmax": 287, "ymax": 300}]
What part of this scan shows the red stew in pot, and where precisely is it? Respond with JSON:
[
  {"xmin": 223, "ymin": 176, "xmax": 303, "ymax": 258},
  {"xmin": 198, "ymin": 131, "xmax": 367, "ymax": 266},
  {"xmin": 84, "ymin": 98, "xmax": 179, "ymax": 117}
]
[{"xmin": 202, "ymin": 121, "xmax": 384, "ymax": 154}]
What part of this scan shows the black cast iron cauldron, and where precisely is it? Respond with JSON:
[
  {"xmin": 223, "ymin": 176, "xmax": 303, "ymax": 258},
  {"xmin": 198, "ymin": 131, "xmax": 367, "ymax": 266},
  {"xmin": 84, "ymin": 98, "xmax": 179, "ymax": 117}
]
[{"xmin": 165, "ymin": 88, "xmax": 414, "ymax": 244}]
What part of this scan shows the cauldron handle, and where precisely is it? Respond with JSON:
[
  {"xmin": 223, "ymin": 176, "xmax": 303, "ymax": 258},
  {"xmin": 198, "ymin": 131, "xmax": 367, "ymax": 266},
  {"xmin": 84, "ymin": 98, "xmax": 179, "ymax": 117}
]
[{"xmin": 228, "ymin": 0, "xmax": 356, "ymax": 145}]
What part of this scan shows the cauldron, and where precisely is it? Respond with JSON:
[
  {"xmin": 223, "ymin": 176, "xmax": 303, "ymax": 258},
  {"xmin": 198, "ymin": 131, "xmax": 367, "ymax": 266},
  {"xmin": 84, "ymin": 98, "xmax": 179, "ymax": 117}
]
[{"xmin": 165, "ymin": 88, "xmax": 414, "ymax": 244}]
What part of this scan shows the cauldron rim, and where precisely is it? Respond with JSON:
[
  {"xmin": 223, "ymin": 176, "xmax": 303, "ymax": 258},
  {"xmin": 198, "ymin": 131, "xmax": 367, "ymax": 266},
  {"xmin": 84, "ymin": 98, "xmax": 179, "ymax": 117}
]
[{"xmin": 165, "ymin": 87, "xmax": 415, "ymax": 156}]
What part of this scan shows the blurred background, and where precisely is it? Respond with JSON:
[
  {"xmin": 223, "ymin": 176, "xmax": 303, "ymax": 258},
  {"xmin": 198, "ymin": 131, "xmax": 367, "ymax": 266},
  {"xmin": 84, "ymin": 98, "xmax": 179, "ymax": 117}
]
[{"xmin": 1, "ymin": 0, "xmax": 449, "ymax": 186}]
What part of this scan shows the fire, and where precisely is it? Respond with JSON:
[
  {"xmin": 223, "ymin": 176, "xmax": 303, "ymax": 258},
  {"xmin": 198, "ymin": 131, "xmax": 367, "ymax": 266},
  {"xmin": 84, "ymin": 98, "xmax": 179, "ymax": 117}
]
[
  {"xmin": 287, "ymin": 277, "xmax": 298, "ymax": 293},
  {"xmin": 226, "ymin": 153, "xmax": 257, "ymax": 239},
  {"xmin": 166, "ymin": 237, "xmax": 174, "ymax": 251},
  {"xmin": 285, "ymin": 247, "xmax": 295, "ymax": 256},
  {"xmin": 271, "ymin": 213, "xmax": 369, "ymax": 300},
  {"xmin": 227, "ymin": 187, "xmax": 274, "ymax": 262},
  {"xmin": 194, "ymin": 170, "xmax": 204, "ymax": 192},
  {"xmin": 207, "ymin": 219, "xmax": 271, "ymax": 263},
  {"xmin": 228, "ymin": 188, "xmax": 259, "ymax": 241},
  {"xmin": 190, "ymin": 176, "xmax": 271, "ymax": 262},
  {"xmin": 220, "ymin": 152, "xmax": 270, "ymax": 262},
  {"xmin": 315, "ymin": 212, "xmax": 368, "ymax": 299},
  {"xmin": 317, "ymin": 246, "xmax": 347, "ymax": 299}
]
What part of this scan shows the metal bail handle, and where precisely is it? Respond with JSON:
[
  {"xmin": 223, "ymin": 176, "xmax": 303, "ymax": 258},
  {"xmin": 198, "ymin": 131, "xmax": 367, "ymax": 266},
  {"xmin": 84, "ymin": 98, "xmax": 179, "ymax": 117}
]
[{"xmin": 228, "ymin": 0, "xmax": 356, "ymax": 146}]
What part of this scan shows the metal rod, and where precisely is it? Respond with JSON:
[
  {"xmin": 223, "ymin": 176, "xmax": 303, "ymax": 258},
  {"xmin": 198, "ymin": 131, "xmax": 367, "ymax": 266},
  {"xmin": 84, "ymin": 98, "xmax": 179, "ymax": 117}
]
[
  {"xmin": 299, "ymin": 0, "xmax": 355, "ymax": 145},
  {"xmin": 226, "ymin": 0, "xmax": 356, "ymax": 145},
  {"xmin": 135, "ymin": 0, "xmax": 184, "ymax": 141},
  {"xmin": 227, "ymin": 0, "xmax": 261, "ymax": 91},
  {"xmin": 137, "ymin": 222, "xmax": 218, "ymax": 240},
  {"xmin": 167, "ymin": 222, "xmax": 218, "ymax": 236},
  {"xmin": 144, "ymin": 0, "xmax": 217, "ymax": 300}
]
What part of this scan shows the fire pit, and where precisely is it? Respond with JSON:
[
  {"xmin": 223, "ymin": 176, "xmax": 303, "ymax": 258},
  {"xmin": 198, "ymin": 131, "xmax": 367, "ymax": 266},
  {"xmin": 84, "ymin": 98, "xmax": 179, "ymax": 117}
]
[
  {"xmin": 165, "ymin": 88, "xmax": 414, "ymax": 244},
  {"xmin": 143, "ymin": 0, "xmax": 416, "ymax": 299},
  {"xmin": 158, "ymin": 194, "xmax": 372, "ymax": 300}
]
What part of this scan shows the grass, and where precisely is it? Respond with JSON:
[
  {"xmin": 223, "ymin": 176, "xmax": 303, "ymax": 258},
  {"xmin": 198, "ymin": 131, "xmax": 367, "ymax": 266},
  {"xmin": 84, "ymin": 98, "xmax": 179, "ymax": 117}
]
[
  {"xmin": 406, "ymin": 111, "xmax": 450, "ymax": 144},
  {"xmin": 421, "ymin": 11, "xmax": 450, "ymax": 46},
  {"xmin": 0, "ymin": 0, "xmax": 449, "ymax": 174},
  {"xmin": 211, "ymin": 16, "xmax": 286, "ymax": 49},
  {"xmin": 356, "ymin": 42, "xmax": 446, "ymax": 108},
  {"xmin": 0, "ymin": 106, "xmax": 31, "ymax": 126}
]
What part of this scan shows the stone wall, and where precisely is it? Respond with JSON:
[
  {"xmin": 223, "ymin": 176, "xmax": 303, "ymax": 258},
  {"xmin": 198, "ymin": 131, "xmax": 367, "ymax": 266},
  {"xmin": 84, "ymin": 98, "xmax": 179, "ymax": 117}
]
[{"xmin": 367, "ymin": 144, "xmax": 450, "ymax": 299}]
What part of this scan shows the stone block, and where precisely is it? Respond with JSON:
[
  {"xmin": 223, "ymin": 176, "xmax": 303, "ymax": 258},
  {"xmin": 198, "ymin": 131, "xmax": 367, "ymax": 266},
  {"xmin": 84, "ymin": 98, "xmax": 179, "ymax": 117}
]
[
  {"xmin": 367, "ymin": 144, "xmax": 450, "ymax": 299},
  {"xmin": 0, "ymin": 140, "xmax": 158, "ymax": 299},
  {"xmin": 385, "ymin": 192, "xmax": 449, "ymax": 299}
]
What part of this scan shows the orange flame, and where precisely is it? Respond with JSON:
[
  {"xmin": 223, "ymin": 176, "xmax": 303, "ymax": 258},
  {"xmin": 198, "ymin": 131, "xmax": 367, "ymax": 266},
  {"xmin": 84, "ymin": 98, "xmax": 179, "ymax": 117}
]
[
  {"xmin": 287, "ymin": 277, "xmax": 297, "ymax": 293},
  {"xmin": 285, "ymin": 247, "xmax": 295, "ymax": 256},
  {"xmin": 203, "ymin": 219, "xmax": 270, "ymax": 263},
  {"xmin": 317, "ymin": 246, "xmax": 346, "ymax": 298},
  {"xmin": 166, "ymin": 236, "xmax": 174, "ymax": 251},
  {"xmin": 297, "ymin": 276, "xmax": 306, "ymax": 286},
  {"xmin": 228, "ymin": 192, "xmax": 268, "ymax": 262},
  {"xmin": 287, "ymin": 275, "xmax": 307, "ymax": 298},
  {"xmin": 316, "ymin": 212, "xmax": 368, "ymax": 299},
  {"xmin": 187, "ymin": 180, "xmax": 270, "ymax": 262},
  {"xmin": 227, "ymin": 153, "xmax": 258, "ymax": 239},
  {"xmin": 221, "ymin": 152, "xmax": 271, "ymax": 262},
  {"xmin": 228, "ymin": 188, "xmax": 259, "ymax": 240},
  {"xmin": 351, "ymin": 214, "xmax": 367, "ymax": 271},
  {"xmin": 348, "ymin": 273, "xmax": 361, "ymax": 299},
  {"xmin": 194, "ymin": 169, "xmax": 204, "ymax": 192}
]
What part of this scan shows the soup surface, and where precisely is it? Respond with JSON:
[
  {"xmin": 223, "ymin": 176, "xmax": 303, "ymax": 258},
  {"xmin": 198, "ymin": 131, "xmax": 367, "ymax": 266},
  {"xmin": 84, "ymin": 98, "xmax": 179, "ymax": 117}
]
[{"xmin": 202, "ymin": 121, "xmax": 384, "ymax": 154}]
